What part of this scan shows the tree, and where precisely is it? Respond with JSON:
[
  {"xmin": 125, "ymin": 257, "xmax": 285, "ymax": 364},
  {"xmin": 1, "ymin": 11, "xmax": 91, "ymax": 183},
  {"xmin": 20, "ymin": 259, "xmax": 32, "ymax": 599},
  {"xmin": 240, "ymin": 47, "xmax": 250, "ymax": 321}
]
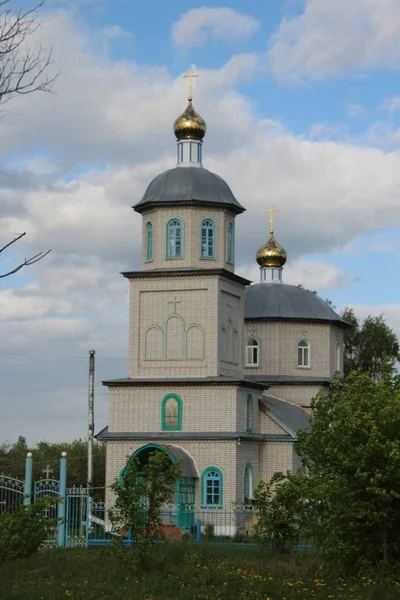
[
  {"xmin": 109, "ymin": 450, "xmax": 181, "ymax": 572},
  {"xmin": 0, "ymin": 1, "xmax": 55, "ymax": 276},
  {"xmin": 0, "ymin": 1, "xmax": 56, "ymax": 106},
  {"xmin": 341, "ymin": 307, "xmax": 399, "ymax": 378},
  {"xmin": 294, "ymin": 367, "xmax": 400, "ymax": 578},
  {"xmin": 0, "ymin": 437, "xmax": 106, "ymax": 499},
  {"xmin": 0, "ymin": 232, "xmax": 50, "ymax": 278}
]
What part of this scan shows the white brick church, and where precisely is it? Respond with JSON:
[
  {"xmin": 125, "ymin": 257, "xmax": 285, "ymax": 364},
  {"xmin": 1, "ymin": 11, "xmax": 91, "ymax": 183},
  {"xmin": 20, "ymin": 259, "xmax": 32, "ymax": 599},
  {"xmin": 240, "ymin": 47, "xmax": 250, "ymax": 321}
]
[{"xmin": 97, "ymin": 91, "xmax": 349, "ymax": 511}]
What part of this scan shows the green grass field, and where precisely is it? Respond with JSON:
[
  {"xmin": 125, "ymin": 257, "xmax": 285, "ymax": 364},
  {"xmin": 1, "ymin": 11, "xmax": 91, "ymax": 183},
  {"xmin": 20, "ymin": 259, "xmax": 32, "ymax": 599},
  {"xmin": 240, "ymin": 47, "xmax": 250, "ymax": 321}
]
[{"xmin": 0, "ymin": 544, "xmax": 399, "ymax": 600}]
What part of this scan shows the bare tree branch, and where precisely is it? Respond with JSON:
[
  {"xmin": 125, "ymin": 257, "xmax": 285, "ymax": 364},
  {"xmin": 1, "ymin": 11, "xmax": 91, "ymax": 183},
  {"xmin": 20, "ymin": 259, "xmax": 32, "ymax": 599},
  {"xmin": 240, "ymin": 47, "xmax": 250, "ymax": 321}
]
[
  {"xmin": 0, "ymin": 0, "xmax": 57, "ymax": 106},
  {"xmin": 0, "ymin": 231, "xmax": 51, "ymax": 278}
]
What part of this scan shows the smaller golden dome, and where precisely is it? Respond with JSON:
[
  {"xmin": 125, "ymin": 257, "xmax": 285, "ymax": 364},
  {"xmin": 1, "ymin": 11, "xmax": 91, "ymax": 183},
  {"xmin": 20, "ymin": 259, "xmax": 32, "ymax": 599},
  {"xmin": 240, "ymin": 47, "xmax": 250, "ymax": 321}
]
[
  {"xmin": 173, "ymin": 98, "xmax": 206, "ymax": 141},
  {"xmin": 256, "ymin": 232, "xmax": 287, "ymax": 268}
]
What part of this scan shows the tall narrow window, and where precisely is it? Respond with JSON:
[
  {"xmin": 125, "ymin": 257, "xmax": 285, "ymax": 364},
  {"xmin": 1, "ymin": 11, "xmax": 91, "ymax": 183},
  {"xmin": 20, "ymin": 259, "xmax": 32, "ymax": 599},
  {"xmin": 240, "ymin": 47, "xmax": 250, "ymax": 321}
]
[
  {"xmin": 202, "ymin": 467, "xmax": 223, "ymax": 507},
  {"xmin": 200, "ymin": 219, "xmax": 215, "ymax": 258},
  {"xmin": 297, "ymin": 340, "xmax": 310, "ymax": 367},
  {"xmin": 146, "ymin": 222, "xmax": 153, "ymax": 261},
  {"xmin": 336, "ymin": 343, "xmax": 341, "ymax": 372},
  {"xmin": 244, "ymin": 464, "xmax": 253, "ymax": 503},
  {"xmin": 246, "ymin": 338, "xmax": 259, "ymax": 367},
  {"xmin": 166, "ymin": 218, "xmax": 183, "ymax": 259},
  {"xmin": 246, "ymin": 395, "xmax": 254, "ymax": 432},
  {"xmin": 161, "ymin": 394, "xmax": 182, "ymax": 430},
  {"xmin": 227, "ymin": 222, "xmax": 234, "ymax": 263}
]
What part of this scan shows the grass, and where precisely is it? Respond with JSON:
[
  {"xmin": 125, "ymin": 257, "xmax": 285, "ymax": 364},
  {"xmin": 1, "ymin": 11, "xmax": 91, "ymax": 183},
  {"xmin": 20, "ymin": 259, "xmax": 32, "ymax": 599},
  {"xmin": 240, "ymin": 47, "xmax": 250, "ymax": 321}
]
[{"xmin": 0, "ymin": 543, "xmax": 399, "ymax": 600}]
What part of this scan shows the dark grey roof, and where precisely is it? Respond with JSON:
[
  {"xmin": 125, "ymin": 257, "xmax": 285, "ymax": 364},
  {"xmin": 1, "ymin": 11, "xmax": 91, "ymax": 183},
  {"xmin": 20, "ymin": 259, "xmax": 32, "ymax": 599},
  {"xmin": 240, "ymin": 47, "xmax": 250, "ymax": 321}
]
[
  {"xmin": 245, "ymin": 283, "xmax": 350, "ymax": 328},
  {"xmin": 103, "ymin": 377, "xmax": 267, "ymax": 391},
  {"xmin": 260, "ymin": 395, "xmax": 311, "ymax": 435},
  {"xmin": 247, "ymin": 375, "xmax": 330, "ymax": 385},
  {"xmin": 134, "ymin": 167, "xmax": 245, "ymax": 214},
  {"xmin": 95, "ymin": 428, "xmax": 292, "ymax": 442},
  {"xmin": 122, "ymin": 268, "xmax": 251, "ymax": 287},
  {"xmin": 163, "ymin": 445, "xmax": 198, "ymax": 478}
]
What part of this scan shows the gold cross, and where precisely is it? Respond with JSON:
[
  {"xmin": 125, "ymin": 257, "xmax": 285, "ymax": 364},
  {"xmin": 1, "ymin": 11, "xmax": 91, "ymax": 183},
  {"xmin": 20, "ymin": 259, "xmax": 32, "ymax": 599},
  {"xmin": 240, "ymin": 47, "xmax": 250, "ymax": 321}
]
[
  {"xmin": 266, "ymin": 205, "xmax": 279, "ymax": 234},
  {"xmin": 183, "ymin": 65, "xmax": 199, "ymax": 100}
]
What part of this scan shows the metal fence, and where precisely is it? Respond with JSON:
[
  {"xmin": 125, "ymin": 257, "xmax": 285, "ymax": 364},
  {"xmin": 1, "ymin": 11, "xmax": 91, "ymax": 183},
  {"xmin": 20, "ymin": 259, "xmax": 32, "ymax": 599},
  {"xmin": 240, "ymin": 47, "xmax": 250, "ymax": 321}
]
[{"xmin": 85, "ymin": 500, "xmax": 257, "ymax": 546}]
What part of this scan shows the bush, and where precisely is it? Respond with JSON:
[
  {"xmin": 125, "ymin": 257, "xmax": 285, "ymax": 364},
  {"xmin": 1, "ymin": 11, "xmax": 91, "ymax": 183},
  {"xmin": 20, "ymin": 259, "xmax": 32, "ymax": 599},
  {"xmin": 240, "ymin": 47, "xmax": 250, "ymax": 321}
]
[{"xmin": 0, "ymin": 498, "xmax": 56, "ymax": 562}]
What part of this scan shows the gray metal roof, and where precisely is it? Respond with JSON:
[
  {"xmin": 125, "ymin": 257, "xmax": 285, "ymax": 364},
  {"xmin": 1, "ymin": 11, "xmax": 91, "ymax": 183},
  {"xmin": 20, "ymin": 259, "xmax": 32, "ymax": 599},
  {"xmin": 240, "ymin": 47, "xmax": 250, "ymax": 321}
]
[
  {"xmin": 134, "ymin": 167, "xmax": 245, "ymax": 214},
  {"xmin": 95, "ymin": 428, "xmax": 292, "ymax": 442},
  {"xmin": 247, "ymin": 375, "xmax": 330, "ymax": 385},
  {"xmin": 245, "ymin": 283, "xmax": 350, "ymax": 328},
  {"xmin": 260, "ymin": 395, "xmax": 311, "ymax": 435},
  {"xmin": 103, "ymin": 377, "xmax": 267, "ymax": 391},
  {"xmin": 163, "ymin": 445, "xmax": 198, "ymax": 478}
]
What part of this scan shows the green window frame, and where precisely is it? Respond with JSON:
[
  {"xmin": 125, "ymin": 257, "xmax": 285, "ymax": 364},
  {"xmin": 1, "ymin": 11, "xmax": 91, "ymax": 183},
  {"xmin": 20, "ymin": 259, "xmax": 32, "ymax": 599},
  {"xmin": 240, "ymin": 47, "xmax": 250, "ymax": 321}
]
[
  {"xmin": 200, "ymin": 218, "xmax": 215, "ymax": 259},
  {"xmin": 166, "ymin": 218, "xmax": 183, "ymax": 259},
  {"xmin": 146, "ymin": 221, "xmax": 153, "ymax": 261},
  {"xmin": 227, "ymin": 222, "xmax": 234, "ymax": 263},
  {"xmin": 201, "ymin": 466, "xmax": 223, "ymax": 508},
  {"xmin": 161, "ymin": 393, "xmax": 182, "ymax": 430},
  {"xmin": 244, "ymin": 463, "xmax": 253, "ymax": 503},
  {"xmin": 246, "ymin": 394, "xmax": 253, "ymax": 432}
]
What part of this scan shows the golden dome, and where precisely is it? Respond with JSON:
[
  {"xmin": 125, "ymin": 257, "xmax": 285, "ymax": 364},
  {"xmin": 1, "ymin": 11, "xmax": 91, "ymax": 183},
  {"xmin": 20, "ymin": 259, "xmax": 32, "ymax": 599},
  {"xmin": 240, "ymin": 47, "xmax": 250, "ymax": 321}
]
[
  {"xmin": 173, "ymin": 98, "xmax": 206, "ymax": 140},
  {"xmin": 256, "ymin": 232, "xmax": 287, "ymax": 268}
]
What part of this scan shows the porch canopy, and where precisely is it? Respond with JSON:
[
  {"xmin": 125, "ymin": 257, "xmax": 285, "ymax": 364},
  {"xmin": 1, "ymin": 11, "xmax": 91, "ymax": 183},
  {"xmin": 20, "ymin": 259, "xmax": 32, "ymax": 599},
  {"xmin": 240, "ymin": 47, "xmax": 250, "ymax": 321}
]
[{"xmin": 134, "ymin": 443, "xmax": 198, "ymax": 478}]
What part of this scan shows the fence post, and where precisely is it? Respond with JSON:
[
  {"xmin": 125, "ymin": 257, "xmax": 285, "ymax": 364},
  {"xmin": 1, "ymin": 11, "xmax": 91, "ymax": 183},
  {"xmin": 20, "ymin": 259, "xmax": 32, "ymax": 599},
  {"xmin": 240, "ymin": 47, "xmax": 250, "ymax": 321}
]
[
  {"xmin": 57, "ymin": 452, "xmax": 67, "ymax": 548},
  {"xmin": 23, "ymin": 452, "xmax": 33, "ymax": 505},
  {"xmin": 195, "ymin": 519, "xmax": 201, "ymax": 542}
]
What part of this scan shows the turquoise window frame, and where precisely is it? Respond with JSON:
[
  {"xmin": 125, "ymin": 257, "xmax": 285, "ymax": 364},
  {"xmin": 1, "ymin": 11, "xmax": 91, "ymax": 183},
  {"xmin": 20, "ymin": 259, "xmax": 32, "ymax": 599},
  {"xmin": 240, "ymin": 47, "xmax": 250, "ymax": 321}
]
[
  {"xmin": 166, "ymin": 218, "xmax": 184, "ymax": 259},
  {"xmin": 244, "ymin": 463, "xmax": 253, "ymax": 503},
  {"xmin": 146, "ymin": 221, "xmax": 153, "ymax": 262},
  {"xmin": 201, "ymin": 466, "xmax": 223, "ymax": 508},
  {"xmin": 227, "ymin": 222, "xmax": 234, "ymax": 263},
  {"xmin": 200, "ymin": 218, "xmax": 216, "ymax": 259},
  {"xmin": 246, "ymin": 394, "xmax": 253, "ymax": 433},
  {"xmin": 161, "ymin": 393, "xmax": 182, "ymax": 430}
]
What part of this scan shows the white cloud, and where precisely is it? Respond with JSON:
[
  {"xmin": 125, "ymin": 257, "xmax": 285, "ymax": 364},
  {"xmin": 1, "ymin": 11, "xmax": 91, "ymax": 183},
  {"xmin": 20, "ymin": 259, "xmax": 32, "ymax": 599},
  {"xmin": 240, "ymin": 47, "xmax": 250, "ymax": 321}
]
[
  {"xmin": 347, "ymin": 103, "xmax": 365, "ymax": 118},
  {"xmin": 382, "ymin": 96, "xmax": 400, "ymax": 112},
  {"xmin": 341, "ymin": 303, "xmax": 400, "ymax": 343},
  {"xmin": 171, "ymin": 7, "xmax": 259, "ymax": 49},
  {"xmin": 268, "ymin": 0, "xmax": 400, "ymax": 80},
  {"xmin": 239, "ymin": 259, "xmax": 353, "ymax": 291}
]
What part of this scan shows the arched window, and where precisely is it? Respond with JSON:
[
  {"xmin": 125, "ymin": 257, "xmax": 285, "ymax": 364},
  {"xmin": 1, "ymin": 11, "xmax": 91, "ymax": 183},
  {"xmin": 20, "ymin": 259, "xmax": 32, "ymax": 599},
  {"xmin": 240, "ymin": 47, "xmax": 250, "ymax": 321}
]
[
  {"xmin": 297, "ymin": 339, "xmax": 310, "ymax": 367},
  {"xmin": 202, "ymin": 467, "xmax": 223, "ymax": 508},
  {"xmin": 227, "ymin": 222, "xmax": 234, "ymax": 263},
  {"xmin": 336, "ymin": 343, "xmax": 341, "ymax": 372},
  {"xmin": 200, "ymin": 219, "xmax": 215, "ymax": 258},
  {"xmin": 146, "ymin": 222, "xmax": 153, "ymax": 261},
  {"xmin": 246, "ymin": 395, "xmax": 253, "ymax": 432},
  {"xmin": 166, "ymin": 218, "xmax": 183, "ymax": 259},
  {"xmin": 244, "ymin": 463, "xmax": 253, "ymax": 503},
  {"xmin": 161, "ymin": 394, "xmax": 182, "ymax": 430},
  {"xmin": 246, "ymin": 338, "xmax": 259, "ymax": 367}
]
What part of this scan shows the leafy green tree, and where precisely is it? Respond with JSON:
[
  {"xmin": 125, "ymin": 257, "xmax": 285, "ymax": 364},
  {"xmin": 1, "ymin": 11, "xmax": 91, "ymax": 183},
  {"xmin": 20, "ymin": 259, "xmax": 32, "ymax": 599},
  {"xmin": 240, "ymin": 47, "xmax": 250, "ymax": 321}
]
[
  {"xmin": 254, "ymin": 471, "xmax": 310, "ymax": 552},
  {"xmin": 109, "ymin": 450, "xmax": 181, "ymax": 572},
  {"xmin": 0, "ymin": 497, "xmax": 56, "ymax": 562},
  {"xmin": 296, "ymin": 367, "xmax": 400, "ymax": 578},
  {"xmin": 0, "ymin": 438, "xmax": 106, "ymax": 498},
  {"xmin": 341, "ymin": 308, "xmax": 399, "ymax": 378}
]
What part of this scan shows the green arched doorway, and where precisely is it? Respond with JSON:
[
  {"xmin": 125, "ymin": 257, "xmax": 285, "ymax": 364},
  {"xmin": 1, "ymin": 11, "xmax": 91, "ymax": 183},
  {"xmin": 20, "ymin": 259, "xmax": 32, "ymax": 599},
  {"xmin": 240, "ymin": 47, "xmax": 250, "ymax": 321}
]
[{"xmin": 124, "ymin": 443, "xmax": 197, "ymax": 529}]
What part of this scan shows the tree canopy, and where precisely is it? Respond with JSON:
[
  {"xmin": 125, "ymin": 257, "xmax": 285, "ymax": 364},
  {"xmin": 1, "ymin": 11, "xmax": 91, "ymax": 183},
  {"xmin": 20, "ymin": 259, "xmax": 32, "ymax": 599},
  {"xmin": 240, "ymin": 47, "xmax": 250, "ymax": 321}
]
[
  {"xmin": 341, "ymin": 307, "xmax": 399, "ymax": 378},
  {"xmin": 0, "ymin": 437, "xmax": 105, "ymax": 498},
  {"xmin": 255, "ymin": 367, "xmax": 400, "ymax": 578}
]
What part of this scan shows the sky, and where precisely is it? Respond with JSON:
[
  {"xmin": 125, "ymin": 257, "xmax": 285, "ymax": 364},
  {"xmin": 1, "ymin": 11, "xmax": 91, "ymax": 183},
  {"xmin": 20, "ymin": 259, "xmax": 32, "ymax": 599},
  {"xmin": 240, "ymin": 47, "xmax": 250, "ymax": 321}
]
[{"xmin": 0, "ymin": 0, "xmax": 400, "ymax": 446}]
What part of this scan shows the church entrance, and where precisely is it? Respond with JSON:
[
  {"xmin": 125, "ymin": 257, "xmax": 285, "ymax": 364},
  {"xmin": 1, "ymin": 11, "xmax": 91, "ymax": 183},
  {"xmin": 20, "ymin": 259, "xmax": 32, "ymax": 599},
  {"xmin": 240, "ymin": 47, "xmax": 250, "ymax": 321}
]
[{"xmin": 133, "ymin": 443, "xmax": 197, "ymax": 529}]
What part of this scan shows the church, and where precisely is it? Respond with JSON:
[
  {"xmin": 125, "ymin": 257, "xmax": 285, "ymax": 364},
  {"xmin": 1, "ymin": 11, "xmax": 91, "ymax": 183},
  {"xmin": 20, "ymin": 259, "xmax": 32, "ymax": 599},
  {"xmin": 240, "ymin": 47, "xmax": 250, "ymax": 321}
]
[{"xmin": 97, "ymin": 83, "xmax": 349, "ymax": 513}]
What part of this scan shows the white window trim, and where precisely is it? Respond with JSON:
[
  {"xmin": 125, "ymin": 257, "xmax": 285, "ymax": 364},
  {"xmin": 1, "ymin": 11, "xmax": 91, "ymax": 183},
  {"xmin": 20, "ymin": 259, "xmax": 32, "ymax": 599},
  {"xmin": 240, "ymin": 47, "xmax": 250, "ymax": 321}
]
[
  {"xmin": 297, "ymin": 339, "xmax": 311, "ymax": 369},
  {"xmin": 245, "ymin": 338, "xmax": 260, "ymax": 368}
]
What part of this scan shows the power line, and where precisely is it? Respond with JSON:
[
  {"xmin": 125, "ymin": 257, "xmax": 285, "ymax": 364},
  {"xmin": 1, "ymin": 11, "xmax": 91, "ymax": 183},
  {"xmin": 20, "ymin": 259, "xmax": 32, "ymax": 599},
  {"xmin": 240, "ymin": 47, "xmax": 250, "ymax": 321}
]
[{"xmin": 0, "ymin": 351, "xmax": 127, "ymax": 360}]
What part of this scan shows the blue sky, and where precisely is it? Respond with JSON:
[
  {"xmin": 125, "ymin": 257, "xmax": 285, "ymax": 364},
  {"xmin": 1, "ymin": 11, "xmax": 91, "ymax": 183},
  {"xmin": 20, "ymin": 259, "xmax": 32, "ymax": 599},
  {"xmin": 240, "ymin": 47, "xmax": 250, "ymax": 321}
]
[{"xmin": 1, "ymin": 0, "xmax": 400, "ymax": 444}]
